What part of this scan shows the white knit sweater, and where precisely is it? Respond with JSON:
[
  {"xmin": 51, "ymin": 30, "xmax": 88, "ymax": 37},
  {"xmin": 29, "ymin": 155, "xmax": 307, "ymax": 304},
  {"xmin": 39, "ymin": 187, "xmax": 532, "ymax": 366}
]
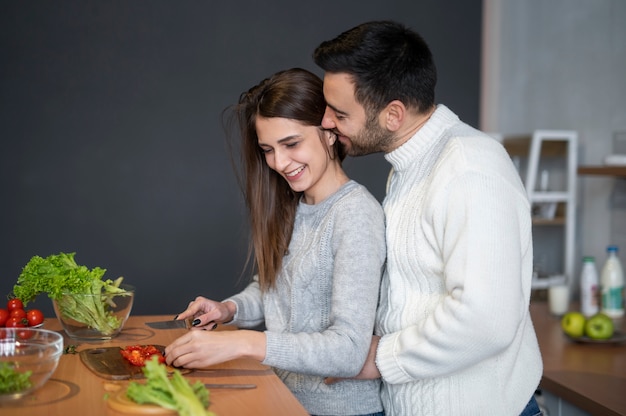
[{"xmin": 375, "ymin": 105, "xmax": 542, "ymax": 415}]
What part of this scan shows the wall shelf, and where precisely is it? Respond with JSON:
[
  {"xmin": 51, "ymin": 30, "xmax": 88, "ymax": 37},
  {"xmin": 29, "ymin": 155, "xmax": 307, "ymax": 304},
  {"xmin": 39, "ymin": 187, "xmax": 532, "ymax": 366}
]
[
  {"xmin": 577, "ymin": 166, "xmax": 626, "ymax": 177},
  {"xmin": 501, "ymin": 130, "xmax": 578, "ymax": 287},
  {"xmin": 532, "ymin": 217, "xmax": 566, "ymax": 225},
  {"xmin": 503, "ymin": 135, "xmax": 568, "ymax": 157}
]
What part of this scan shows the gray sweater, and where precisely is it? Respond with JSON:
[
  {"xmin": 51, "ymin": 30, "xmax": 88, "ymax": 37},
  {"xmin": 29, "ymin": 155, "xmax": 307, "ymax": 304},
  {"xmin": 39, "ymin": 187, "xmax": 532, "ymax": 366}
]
[{"xmin": 226, "ymin": 180, "xmax": 386, "ymax": 415}]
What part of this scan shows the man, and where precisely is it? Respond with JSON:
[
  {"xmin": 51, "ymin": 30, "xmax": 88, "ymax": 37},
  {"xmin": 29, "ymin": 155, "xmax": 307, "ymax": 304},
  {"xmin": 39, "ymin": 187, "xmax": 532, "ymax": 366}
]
[{"xmin": 314, "ymin": 21, "xmax": 543, "ymax": 416}]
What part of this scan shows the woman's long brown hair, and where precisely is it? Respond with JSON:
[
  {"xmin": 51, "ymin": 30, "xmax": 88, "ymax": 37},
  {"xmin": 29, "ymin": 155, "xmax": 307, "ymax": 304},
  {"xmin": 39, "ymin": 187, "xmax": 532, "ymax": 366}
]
[{"xmin": 224, "ymin": 68, "xmax": 344, "ymax": 291}]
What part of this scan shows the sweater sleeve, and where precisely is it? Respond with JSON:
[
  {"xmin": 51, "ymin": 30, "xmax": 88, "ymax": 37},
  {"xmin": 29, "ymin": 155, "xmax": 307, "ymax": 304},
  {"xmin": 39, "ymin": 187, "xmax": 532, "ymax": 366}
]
[
  {"xmin": 263, "ymin": 189, "xmax": 386, "ymax": 377},
  {"xmin": 376, "ymin": 157, "xmax": 533, "ymax": 383},
  {"xmin": 224, "ymin": 277, "xmax": 265, "ymax": 328}
]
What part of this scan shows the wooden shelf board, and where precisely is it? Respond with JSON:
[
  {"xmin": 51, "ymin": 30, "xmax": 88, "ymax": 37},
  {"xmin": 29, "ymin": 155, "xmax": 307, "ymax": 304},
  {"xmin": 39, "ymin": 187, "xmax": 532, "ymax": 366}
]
[
  {"xmin": 577, "ymin": 166, "xmax": 626, "ymax": 177},
  {"xmin": 502, "ymin": 135, "xmax": 568, "ymax": 157},
  {"xmin": 532, "ymin": 217, "xmax": 566, "ymax": 226}
]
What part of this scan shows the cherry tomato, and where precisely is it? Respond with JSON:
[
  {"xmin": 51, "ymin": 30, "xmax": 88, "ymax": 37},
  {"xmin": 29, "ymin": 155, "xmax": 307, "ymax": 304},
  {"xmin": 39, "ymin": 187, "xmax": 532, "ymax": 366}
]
[
  {"xmin": 26, "ymin": 310, "xmax": 44, "ymax": 326},
  {"xmin": 5, "ymin": 316, "xmax": 27, "ymax": 328},
  {"xmin": 10, "ymin": 309, "xmax": 26, "ymax": 320},
  {"xmin": 18, "ymin": 329, "xmax": 33, "ymax": 340},
  {"xmin": 7, "ymin": 298, "xmax": 24, "ymax": 312},
  {"xmin": 0, "ymin": 308, "xmax": 8, "ymax": 327},
  {"xmin": 26, "ymin": 309, "xmax": 44, "ymax": 327}
]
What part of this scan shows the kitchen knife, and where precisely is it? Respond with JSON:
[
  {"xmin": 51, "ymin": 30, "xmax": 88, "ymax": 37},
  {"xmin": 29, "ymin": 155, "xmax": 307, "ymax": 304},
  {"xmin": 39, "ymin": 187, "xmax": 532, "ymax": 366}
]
[
  {"xmin": 145, "ymin": 317, "xmax": 192, "ymax": 330},
  {"xmin": 204, "ymin": 383, "xmax": 257, "ymax": 389}
]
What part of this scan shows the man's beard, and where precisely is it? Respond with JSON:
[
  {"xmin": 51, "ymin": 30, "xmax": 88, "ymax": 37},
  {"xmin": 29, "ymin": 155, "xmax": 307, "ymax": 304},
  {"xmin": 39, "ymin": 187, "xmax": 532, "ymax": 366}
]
[{"xmin": 343, "ymin": 111, "xmax": 396, "ymax": 156}]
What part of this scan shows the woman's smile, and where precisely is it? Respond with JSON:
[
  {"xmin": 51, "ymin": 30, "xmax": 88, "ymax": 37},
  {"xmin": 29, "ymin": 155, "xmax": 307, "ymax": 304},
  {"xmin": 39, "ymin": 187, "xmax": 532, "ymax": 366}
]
[{"xmin": 285, "ymin": 165, "xmax": 305, "ymax": 179}]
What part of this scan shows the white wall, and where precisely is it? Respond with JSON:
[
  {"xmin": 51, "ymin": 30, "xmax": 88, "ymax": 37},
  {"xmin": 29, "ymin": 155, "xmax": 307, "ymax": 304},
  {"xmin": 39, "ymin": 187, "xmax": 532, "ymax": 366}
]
[{"xmin": 481, "ymin": 0, "xmax": 626, "ymax": 287}]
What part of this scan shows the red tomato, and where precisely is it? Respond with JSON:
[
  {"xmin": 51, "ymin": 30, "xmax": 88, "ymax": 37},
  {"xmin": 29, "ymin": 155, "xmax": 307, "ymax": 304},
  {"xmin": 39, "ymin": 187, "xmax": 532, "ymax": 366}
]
[
  {"xmin": 5, "ymin": 316, "xmax": 26, "ymax": 328},
  {"xmin": 7, "ymin": 298, "xmax": 24, "ymax": 312},
  {"xmin": 26, "ymin": 309, "xmax": 44, "ymax": 327},
  {"xmin": 10, "ymin": 309, "xmax": 26, "ymax": 320},
  {"xmin": 0, "ymin": 309, "xmax": 8, "ymax": 327},
  {"xmin": 18, "ymin": 329, "xmax": 33, "ymax": 340},
  {"xmin": 120, "ymin": 345, "xmax": 165, "ymax": 366}
]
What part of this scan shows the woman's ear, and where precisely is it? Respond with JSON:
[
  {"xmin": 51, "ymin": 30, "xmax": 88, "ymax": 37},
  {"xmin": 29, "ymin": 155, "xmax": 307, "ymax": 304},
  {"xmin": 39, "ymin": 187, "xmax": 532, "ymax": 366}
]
[{"xmin": 326, "ymin": 130, "xmax": 337, "ymax": 145}]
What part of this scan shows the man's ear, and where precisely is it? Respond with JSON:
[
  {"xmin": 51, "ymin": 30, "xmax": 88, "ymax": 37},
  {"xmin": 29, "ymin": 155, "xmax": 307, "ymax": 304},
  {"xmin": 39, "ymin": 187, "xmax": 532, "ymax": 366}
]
[{"xmin": 381, "ymin": 100, "xmax": 405, "ymax": 132}]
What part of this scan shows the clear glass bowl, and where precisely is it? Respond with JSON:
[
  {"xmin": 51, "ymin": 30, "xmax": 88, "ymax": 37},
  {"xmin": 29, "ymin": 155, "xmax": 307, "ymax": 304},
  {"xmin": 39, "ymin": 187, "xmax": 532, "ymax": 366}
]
[
  {"xmin": 52, "ymin": 284, "xmax": 135, "ymax": 341},
  {"xmin": 0, "ymin": 328, "xmax": 63, "ymax": 401}
]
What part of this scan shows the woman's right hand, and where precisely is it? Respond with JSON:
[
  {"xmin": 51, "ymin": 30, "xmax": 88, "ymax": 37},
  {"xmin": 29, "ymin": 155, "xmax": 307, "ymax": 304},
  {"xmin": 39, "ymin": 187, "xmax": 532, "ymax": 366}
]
[{"xmin": 175, "ymin": 296, "xmax": 236, "ymax": 330}]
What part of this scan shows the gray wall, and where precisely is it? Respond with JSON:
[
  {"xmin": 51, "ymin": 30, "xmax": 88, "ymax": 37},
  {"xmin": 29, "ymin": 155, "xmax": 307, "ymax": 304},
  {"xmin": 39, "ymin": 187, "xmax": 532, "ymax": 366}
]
[
  {"xmin": 482, "ymin": 0, "xmax": 626, "ymax": 288},
  {"xmin": 0, "ymin": 1, "xmax": 482, "ymax": 316}
]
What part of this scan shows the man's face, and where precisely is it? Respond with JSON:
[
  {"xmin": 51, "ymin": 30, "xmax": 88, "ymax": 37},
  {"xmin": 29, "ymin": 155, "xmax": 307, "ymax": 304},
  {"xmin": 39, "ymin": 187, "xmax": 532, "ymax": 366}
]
[{"xmin": 321, "ymin": 72, "xmax": 395, "ymax": 156}]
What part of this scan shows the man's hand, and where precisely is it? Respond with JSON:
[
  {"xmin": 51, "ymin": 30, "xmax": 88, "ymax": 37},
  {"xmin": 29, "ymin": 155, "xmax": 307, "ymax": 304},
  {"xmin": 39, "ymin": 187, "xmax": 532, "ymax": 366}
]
[{"xmin": 325, "ymin": 335, "xmax": 381, "ymax": 384}]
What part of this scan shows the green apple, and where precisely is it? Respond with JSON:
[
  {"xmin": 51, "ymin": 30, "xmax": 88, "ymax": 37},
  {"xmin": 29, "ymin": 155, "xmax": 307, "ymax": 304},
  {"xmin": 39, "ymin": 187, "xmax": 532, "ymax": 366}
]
[
  {"xmin": 584, "ymin": 313, "xmax": 614, "ymax": 340},
  {"xmin": 561, "ymin": 311, "xmax": 586, "ymax": 338}
]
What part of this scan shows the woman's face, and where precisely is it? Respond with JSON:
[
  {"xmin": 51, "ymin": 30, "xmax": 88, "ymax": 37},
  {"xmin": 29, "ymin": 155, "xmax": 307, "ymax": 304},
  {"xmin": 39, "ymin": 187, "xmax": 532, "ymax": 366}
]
[{"xmin": 256, "ymin": 116, "xmax": 338, "ymax": 204}]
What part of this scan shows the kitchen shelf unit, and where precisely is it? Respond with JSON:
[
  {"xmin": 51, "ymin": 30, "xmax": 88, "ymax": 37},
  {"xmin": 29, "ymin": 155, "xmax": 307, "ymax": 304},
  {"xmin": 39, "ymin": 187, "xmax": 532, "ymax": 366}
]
[{"xmin": 501, "ymin": 130, "xmax": 578, "ymax": 288}]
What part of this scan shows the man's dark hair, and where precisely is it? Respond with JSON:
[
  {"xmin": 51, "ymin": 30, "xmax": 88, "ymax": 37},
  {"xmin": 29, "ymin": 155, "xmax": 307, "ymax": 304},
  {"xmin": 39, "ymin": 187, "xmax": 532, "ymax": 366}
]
[{"xmin": 313, "ymin": 20, "xmax": 437, "ymax": 115}]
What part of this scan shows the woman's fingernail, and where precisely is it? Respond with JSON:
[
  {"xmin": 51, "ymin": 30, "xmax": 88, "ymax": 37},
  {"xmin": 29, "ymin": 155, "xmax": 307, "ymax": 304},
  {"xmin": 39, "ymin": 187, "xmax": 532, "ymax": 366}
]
[
  {"xmin": 192, "ymin": 319, "xmax": 201, "ymax": 326},
  {"xmin": 173, "ymin": 314, "xmax": 179, "ymax": 320},
  {"xmin": 210, "ymin": 323, "xmax": 217, "ymax": 330}
]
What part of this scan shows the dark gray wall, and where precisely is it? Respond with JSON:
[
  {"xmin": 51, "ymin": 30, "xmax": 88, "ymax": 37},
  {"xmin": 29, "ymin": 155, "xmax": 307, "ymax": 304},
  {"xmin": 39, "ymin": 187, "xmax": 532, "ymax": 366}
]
[{"xmin": 0, "ymin": 1, "xmax": 482, "ymax": 316}]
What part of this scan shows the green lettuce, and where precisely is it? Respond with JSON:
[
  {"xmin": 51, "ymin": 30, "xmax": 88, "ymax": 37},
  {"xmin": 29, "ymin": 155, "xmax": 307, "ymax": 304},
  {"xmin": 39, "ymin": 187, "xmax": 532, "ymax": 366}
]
[
  {"xmin": 126, "ymin": 356, "xmax": 216, "ymax": 416},
  {"xmin": 12, "ymin": 252, "xmax": 130, "ymax": 335},
  {"xmin": 0, "ymin": 362, "xmax": 32, "ymax": 394}
]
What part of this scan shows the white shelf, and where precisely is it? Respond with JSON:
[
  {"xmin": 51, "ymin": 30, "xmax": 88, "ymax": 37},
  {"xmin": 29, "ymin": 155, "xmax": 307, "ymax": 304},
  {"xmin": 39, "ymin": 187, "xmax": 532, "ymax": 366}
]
[
  {"xmin": 502, "ymin": 130, "xmax": 578, "ymax": 286},
  {"xmin": 528, "ymin": 130, "xmax": 578, "ymax": 285},
  {"xmin": 529, "ymin": 192, "xmax": 571, "ymax": 203}
]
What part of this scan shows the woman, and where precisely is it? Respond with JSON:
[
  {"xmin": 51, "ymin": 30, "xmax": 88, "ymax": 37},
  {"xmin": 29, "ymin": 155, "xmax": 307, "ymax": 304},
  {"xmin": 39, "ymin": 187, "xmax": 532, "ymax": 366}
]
[{"xmin": 164, "ymin": 68, "xmax": 386, "ymax": 416}]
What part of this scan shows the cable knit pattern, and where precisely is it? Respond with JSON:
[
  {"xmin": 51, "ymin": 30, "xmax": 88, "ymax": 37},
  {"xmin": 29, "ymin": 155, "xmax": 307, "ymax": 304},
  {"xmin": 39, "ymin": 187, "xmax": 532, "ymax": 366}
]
[
  {"xmin": 226, "ymin": 180, "xmax": 386, "ymax": 415},
  {"xmin": 375, "ymin": 105, "xmax": 543, "ymax": 415}
]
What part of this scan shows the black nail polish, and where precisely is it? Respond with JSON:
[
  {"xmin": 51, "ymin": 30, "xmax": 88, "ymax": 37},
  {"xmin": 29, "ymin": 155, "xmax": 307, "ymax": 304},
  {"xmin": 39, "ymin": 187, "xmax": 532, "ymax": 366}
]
[
  {"xmin": 173, "ymin": 314, "xmax": 179, "ymax": 320},
  {"xmin": 211, "ymin": 323, "xmax": 218, "ymax": 330},
  {"xmin": 192, "ymin": 318, "xmax": 201, "ymax": 326}
]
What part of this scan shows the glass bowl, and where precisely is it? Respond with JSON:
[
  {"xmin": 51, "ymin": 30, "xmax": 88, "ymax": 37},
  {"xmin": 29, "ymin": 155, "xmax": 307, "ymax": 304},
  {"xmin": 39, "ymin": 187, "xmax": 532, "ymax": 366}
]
[
  {"xmin": 0, "ymin": 328, "xmax": 63, "ymax": 401},
  {"xmin": 52, "ymin": 284, "xmax": 135, "ymax": 341}
]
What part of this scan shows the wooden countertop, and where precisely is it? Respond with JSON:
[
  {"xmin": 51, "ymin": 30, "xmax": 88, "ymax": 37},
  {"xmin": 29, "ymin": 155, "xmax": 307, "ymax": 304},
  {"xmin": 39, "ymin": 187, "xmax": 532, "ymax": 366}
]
[
  {"xmin": 530, "ymin": 302, "xmax": 626, "ymax": 416},
  {"xmin": 1, "ymin": 315, "xmax": 308, "ymax": 416}
]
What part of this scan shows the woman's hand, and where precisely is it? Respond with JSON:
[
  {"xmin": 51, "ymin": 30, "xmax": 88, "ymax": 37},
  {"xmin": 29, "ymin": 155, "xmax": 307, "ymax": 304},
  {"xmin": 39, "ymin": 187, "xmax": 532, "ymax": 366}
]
[
  {"xmin": 175, "ymin": 296, "xmax": 237, "ymax": 330},
  {"xmin": 164, "ymin": 329, "xmax": 266, "ymax": 369}
]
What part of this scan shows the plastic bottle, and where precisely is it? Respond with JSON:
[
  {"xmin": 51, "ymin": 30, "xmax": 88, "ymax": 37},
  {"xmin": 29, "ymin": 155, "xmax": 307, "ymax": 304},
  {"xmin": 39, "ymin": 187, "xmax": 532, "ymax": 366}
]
[
  {"xmin": 580, "ymin": 256, "xmax": 599, "ymax": 317},
  {"xmin": 600, "ymin": 245, "xmax": 625, "ymax": 318}
]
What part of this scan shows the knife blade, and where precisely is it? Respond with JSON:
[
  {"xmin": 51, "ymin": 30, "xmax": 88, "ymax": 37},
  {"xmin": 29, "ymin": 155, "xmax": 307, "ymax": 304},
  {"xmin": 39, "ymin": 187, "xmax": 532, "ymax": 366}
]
[
  {"xmin": 204, "ymin": 383, "xmax": 257, "ymax": 389},
  {"xmin": 145, "ymin": 318, "xmax": 192, "ymax": 330}
]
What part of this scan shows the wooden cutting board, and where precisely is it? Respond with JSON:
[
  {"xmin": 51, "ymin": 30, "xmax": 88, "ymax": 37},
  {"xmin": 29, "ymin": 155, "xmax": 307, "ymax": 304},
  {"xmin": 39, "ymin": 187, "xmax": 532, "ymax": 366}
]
[
  {"xmin": 107, "ymin": 389, "xmax": 177, "ymax": 415},
  {"xmin": 79, "ymin": 345, "xmax": 191, "ymax": 380}
]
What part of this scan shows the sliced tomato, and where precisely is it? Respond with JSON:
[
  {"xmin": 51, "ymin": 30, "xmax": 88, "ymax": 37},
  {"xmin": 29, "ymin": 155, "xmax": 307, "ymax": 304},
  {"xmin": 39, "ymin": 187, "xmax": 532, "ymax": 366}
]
[{"xmin": 120, "ymin": 345, "xmax": 165, "ymax": 366}]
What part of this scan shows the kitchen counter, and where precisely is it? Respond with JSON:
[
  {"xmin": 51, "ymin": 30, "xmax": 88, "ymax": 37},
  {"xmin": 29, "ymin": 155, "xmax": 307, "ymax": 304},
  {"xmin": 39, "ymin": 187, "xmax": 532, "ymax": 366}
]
[
  {"xmin": 530, "ymin": 302, "xmax": 626, "ymax": 416},
  {"xmin": 1, "ymin": 315, "xmax": 308, "ymax": 416}
]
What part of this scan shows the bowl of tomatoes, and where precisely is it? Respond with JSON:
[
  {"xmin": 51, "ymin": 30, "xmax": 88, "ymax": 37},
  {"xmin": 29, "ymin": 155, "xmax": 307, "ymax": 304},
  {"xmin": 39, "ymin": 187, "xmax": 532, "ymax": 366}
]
[
  {"xmin": 0, "ymin": 327, "xmax": 64, "ymax": 401},
  {"xmin": 0, "ymin": 298, "xmax": 44, "ymax": 330}
]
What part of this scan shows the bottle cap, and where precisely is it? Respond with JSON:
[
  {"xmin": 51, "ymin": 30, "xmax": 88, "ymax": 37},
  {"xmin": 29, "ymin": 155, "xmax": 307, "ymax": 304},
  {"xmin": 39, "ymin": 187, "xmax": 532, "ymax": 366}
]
[
  {"xmin": 607, "ymin": 245, "xmax": 619, "ymax": 253},
  {"xmin": 583, "ymin": 256, "xmax": 595, "ymax": 262}
]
